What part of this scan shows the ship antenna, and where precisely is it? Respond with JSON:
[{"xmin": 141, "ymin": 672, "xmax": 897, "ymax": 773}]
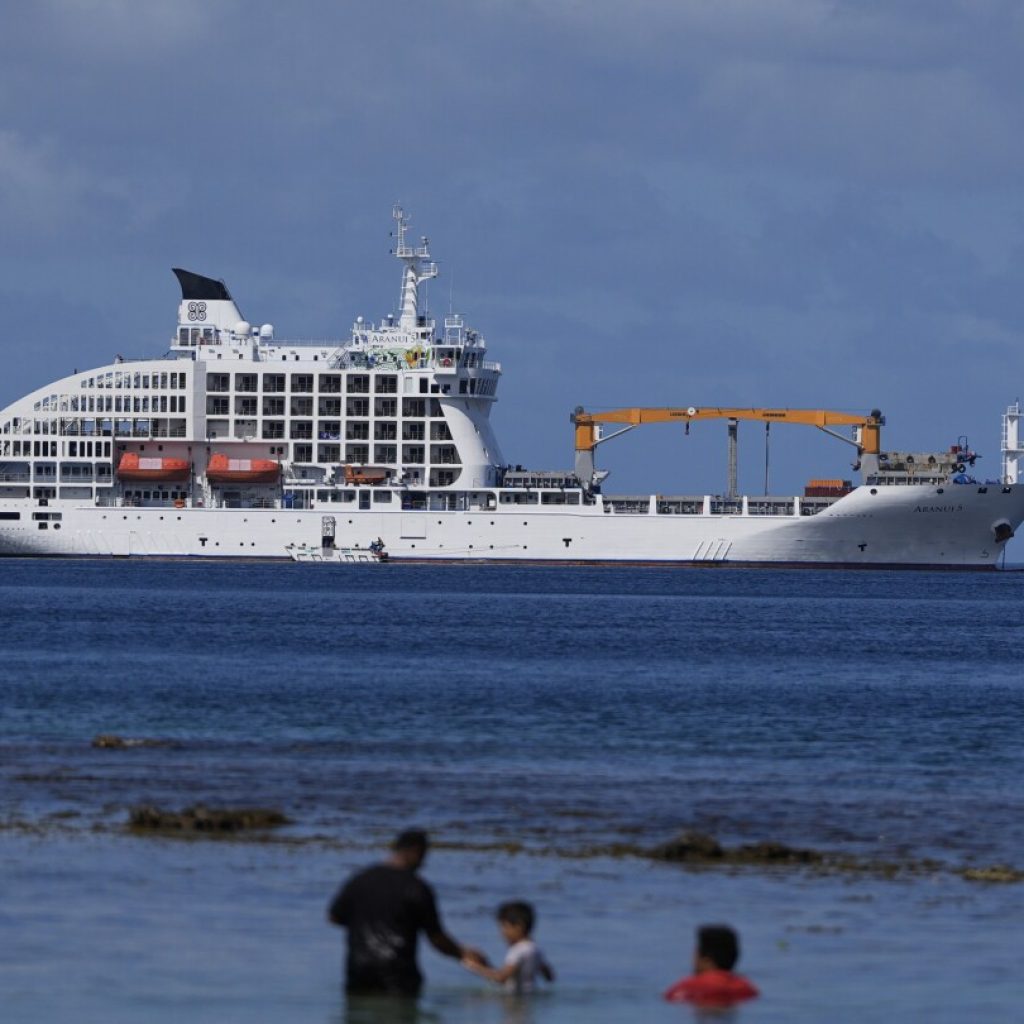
[{"xmin": 392, "ymin": 203, "xmax": 438, "ymax": 330}]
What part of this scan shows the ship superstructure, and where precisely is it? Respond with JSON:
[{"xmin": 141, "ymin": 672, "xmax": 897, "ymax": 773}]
[{"xmin": 1, "ymin": 207, "xmax": 1022, "ymax": 567}]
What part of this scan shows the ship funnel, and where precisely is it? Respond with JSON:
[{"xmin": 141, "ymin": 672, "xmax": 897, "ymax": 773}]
[{"xmin": 172, "ymin": 268, "xmax": 245, "ymax": 331}]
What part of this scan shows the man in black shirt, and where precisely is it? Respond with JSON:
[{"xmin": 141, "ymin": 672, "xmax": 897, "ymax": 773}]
[{"xmin": 328, "ymin": 829, "xmax": 486, "ymax": 997}]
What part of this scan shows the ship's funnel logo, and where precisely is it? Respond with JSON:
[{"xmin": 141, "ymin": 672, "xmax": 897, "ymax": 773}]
[{"xmin": 187, "ymin": 302, "xmax": 207, "ymax": 322}]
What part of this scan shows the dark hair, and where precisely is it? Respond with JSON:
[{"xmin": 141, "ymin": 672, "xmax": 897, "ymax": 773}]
[
  {"xmin": 497, "ymin": 901, "xmax": 535, "ymax": 935},
  {"xmin": 392, "ymin": 829, "xmax": 429, "ymax": 853},
  {"xmin": 698, "ymin": 925, "xmax": 740, "ymax": 970}
]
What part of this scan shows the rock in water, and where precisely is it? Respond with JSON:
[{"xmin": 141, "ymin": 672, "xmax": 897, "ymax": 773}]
[
  {"xmin": 648, "ymin": 830, "xmax": 724, "ymax": 862},
  {"xmin": 128, "ymin": 805, "xmax": 288, "ymax": 834}
]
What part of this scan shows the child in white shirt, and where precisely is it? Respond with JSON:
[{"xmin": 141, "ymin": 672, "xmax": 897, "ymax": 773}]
[{"xmin": 462, "ymin": 900, "xmax": 555, "ymax": 994}]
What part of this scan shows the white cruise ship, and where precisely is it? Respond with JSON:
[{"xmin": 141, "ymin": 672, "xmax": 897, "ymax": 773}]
[{"xmin": 1, "ymin": 207, "xmax": 1022, "ymax": 567}]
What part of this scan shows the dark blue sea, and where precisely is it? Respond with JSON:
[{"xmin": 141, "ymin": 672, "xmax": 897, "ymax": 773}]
[{"xmin": 2, "ymin": 561, "xmax": 1023, "ymax": 1023}]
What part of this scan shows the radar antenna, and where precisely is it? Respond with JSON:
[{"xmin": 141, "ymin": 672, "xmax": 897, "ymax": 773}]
[{"xmin": 392, "ymin": 204, "xmax": 438, "ymax": 330}]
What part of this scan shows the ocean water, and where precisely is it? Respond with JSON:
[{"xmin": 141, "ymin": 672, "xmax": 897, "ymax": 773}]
[{"xmin": 2, "ymin": 560, "xmax": 1023, "ymax": 1023}]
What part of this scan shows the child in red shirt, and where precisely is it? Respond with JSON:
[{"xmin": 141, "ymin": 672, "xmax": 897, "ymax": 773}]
[{"xmin": 664, "ymin": 924, "xmax": 759, "ymax": 1007}]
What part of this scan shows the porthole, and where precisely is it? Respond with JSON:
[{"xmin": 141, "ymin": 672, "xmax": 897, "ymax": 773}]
[
  {"xmin": 936, "ymin": 488, "xmax": 944, "ymax": 495},
  {"xmin": 870, "ymin": 489, "xmax": 877, "ymax": 495},
  {"xmin": 54, "ymin": 524, "xmax": 61, "ymax": 530}
]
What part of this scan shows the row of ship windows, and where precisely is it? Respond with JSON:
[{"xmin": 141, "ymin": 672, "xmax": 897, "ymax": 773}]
[
  {"xmin": 4, "ymin": 397, "xmax": 445, "ymax": 437},
  {"xmin": 0, "ymin": 443, "xmax": 456, "ymax": 467},
  {"xmin": 7, "ymin": 465, "xmax": 114, "ymax": 481},
  {"xmin": 66, "ymin": 395, "xmax": 185, "ymax": 414},
  {"xmin": 206, "ymin": 397, "xmax": 444, "ymax": 417},
  {"xmin": 206, "ymin": 373, "xmax": 496, "ymax": 398},
  {"xmin": 24, "ymin": 373, "xmax": 494, "ymax": 423},
  {"xmin": 62, "ymin": 370, "xmax": 189, "ymax": 400},
  {"xmin": 2, "ymin": 417, "xmax": 187, "ymax": 439},
  {"xmin": 0, "ymin": 438, "xmax": 459, "ymax": 464},
  {"xmin": 83, "ymin": 371, "xmax": 188, "ymax": 390},
  {"xmin": 10, "ymin": 395, "xmax": 186, "ymax": 427},
  {"xmin": 1, "ymin": 441, "xmax": 114, "ymax": 458},
  {"xmin": 208, "ymin": 373, "xmax": 398, "ymax": 394}
]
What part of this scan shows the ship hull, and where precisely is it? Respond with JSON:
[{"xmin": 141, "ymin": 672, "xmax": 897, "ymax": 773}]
[{"xmin": 2, "ymin": 484, "xmax": 1021, "ymax": 568}]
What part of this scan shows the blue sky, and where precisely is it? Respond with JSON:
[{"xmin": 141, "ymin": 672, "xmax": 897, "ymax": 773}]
[{"xmin": 3, "ymin": 0, "xmax": 1024, "ymax": 496}]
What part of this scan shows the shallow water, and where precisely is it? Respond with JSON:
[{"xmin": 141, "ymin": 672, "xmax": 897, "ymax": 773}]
[{"xmin": 2, "ymin": 561, "xmax": 1023, "ymax": 1022}]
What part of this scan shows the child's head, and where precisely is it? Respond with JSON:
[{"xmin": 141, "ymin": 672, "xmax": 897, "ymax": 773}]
[
  {"xmin": 694, "ymin": 925, "xmax": 740, "ymax": 972},
  {"xmin": 496, "ymin": 901, "xmax": 535, "ymax": 944}
]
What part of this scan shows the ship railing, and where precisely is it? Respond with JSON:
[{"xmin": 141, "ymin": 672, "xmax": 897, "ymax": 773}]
[
  {"xmin": 657, "ymin": 498, "xmax": 706, "ymax": 516},
  {"xmin": 267, "ymin": 337, "xmax": 346, "ymax": 347},
  {"xmin": 709, "ymin": 499, "xmax": 745, "ymax": 515},
  {"xmin": 605, "ymin": 497, "xmax": 651, "ymax": 515},
  {"xmin": 865, "ymin": 475, "xmax": 949, "ymax": 486},
  {"xmin": 746, "ymin": 499, "xmax": 799, "ymax": 517},
  {"xmin": 0, "ymin": 473, "xmax": 31, "ymax": 482}
]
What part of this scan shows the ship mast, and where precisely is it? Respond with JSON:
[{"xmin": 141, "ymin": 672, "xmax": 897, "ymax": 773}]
[{"xmin": 393, "ymin": 204, "xmax": 438, "ymax": 330}]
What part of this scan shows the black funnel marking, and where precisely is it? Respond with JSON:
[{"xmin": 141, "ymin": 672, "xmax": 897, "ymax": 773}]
[{"xmin": 173, "ymin": 268, "xmax": 233, "ymax": 302}]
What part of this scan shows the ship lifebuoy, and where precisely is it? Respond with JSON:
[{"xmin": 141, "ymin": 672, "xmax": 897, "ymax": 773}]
[
  {"xmin": 955, "ymin": 462, "xmax": 965, "ymax": 472},
  {"xmin": 441, "ymin": 358, "xmax": 452, "ymax": 367}
]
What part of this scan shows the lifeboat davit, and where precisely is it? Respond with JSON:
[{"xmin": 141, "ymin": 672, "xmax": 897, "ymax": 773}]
[
  {"xmin": 206, "ymin": 453, "xmax": 280, "ymax": 484},
  {"xmin": 117, "ymin": 453, "xmax": 190, "ymax": 482},
  {"xmin": 343, "ymin": 464, "xmax": 389, "ymax": 485}
]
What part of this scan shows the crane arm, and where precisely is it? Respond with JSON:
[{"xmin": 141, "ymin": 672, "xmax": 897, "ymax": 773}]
[{"xmin": 572, "ymin": 406, "xmax": 883, "ymax": 456}]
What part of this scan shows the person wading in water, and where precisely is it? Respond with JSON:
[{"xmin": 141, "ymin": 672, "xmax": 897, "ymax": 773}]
[{"xmin": 328, "ymin": 829, "xmax": 487, "ymax": 998}]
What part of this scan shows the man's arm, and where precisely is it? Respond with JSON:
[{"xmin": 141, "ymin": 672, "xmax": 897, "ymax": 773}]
[
  {"xmin": 426, "ymin": 928, "xmax": 488, "ymax": 965},
  {"xmin": 327, "ymin": 880, "xmax": 352, "ymax": 927},
  {"xmin": 419, "ymin": 881, "xmax": 487, "ymax": 964}
]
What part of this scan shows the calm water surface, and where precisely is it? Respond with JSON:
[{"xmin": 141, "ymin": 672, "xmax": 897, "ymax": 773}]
[{"xmin": 2, "ymin": 561, "xmax": 1023, "ymax": 1023}]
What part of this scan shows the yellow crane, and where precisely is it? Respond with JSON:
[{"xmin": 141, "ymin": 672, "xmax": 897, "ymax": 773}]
[{"xmin": 570, "ymin": 405, "xmax": 884, "ymax": 491}]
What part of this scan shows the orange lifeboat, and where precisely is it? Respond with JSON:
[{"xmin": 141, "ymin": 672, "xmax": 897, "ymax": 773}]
[
  {"xmin": 206, "ymin": 453, "xmax": 280, "ymax": 484},
  {"xmin": 343, "ymin": 464, "xmax": 389, "ymax": 485},
  {"xmin": 117, "ymin": 453, "xmax": 190, "ymax": 482}
]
